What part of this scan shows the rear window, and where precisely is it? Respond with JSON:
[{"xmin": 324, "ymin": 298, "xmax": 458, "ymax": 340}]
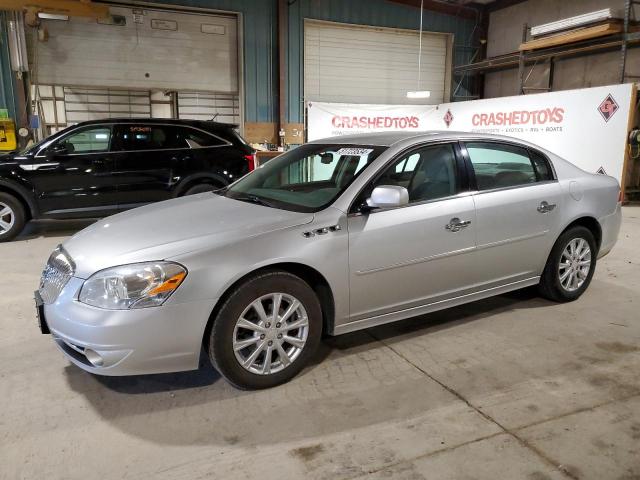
[
  {"xmin": 225, "ymin": 128, "xmax": 250, "ymax": 146},
  {"xmin": 177, "ymin": 127, "xmax": 228, "ymax": 148}
]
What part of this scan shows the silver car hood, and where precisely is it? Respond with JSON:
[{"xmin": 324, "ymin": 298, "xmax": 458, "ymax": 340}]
[{"xmin": 64, "ymin": 193, "xmax": 314, "ymax": 278}]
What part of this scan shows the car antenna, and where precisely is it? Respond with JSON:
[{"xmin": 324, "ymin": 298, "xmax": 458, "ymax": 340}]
[{"xmin": 210, "ymin": 113, "xmax": 220, "ymax": 121}]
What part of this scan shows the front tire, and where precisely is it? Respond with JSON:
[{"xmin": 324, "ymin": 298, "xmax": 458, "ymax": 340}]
[
  {"xmin": 208, "ymin": 271, "xmax": 322, "ymax": 389},
  {"xmin": 539, "ymin": 226, "xmax": 597, "ymax": 302},
  {"xmin": 0, "ymin": 192, "xmax": 26, "ymax": 242}
]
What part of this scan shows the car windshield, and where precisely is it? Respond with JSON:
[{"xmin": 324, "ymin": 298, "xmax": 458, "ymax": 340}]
[{"xmin": 222, "ymin": 144, "xmax": 385, "ymax": 212}]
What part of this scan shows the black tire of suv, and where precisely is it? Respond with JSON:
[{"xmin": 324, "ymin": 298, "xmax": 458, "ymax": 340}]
[
  {"xmin": 538, "ymin": 226, "xmax": 597, "ymax": 302},
  {"xmin": 184, "ymin": 183, "xmax": 220, "ymax": 196},
  {"xmin": 0, "ymin": 192, "xmax": 26, "ymax": 243},
  {"xmin": 208, "ymin": 271, "xmax": 323, "ymax": 390}
]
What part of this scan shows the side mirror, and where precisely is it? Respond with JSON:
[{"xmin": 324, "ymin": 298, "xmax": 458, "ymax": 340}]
[
  {"xmin": 365, "ymin": 185, "xmax": 409, "ymax": 210},
  {"xmin": 48, "ymin": 143, "xmax": 68, "ymax": 156},
  {"xmin": 320, "ymin": 153, "xmax": 334, "ymax": 164}
]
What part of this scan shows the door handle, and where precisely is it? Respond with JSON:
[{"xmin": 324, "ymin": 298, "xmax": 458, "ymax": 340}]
[
  {"xmin": 445, "ymin": 217, "xmax": 471, "ymax": 232},
  {"xmin": 537, "ymin": 201, "xmax": 556, "ymax": 213}
]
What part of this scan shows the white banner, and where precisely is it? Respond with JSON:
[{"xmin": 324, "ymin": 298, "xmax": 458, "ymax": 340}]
[
  {"xmin": 307, "ymin": 84, "xmax": 635, "ymax": 184},
  {"xmin": 306, "ymin": 101, "xmax": 439, "ymax": 141}
]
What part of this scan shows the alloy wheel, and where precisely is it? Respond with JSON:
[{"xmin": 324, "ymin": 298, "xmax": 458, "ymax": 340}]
[
  {"xmin": 558, "ymin": 237, "xmax": 591, "ymax": 292},
  {"xmin": 0, "ymin": 202, "xmax": 15, "ymax": 236},
  {"xmin": 232, "ymin": 292, "xmax": 309, "ymax": 375}
]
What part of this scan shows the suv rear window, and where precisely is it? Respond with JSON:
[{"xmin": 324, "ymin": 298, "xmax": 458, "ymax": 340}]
[{"xmin": 177, "ymin": 127, "xmax": 228, "ymax": 148}]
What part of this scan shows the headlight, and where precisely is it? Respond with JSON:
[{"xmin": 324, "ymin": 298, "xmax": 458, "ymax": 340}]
[{"xmin": 79, "ymin": 262, "xmax": 187, "ymax": 310}]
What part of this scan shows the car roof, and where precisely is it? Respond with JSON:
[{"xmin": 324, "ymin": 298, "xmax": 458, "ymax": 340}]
[
  {"xmin": 67, "ymin": 118, "xmax": 239, "ymax": 129},
  {"xmin": 310, "ymin": 131, "xmax": 539, "ymax": 147}
]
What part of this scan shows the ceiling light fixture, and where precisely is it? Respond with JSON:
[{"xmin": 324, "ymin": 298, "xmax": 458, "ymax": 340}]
[
  {"xmin": 407, "ymin": 91, "xmax": 431, "ymax": 99},
  {"xmin": 37, "ymin": 13, "xmax": 69, "ymax": 21}
]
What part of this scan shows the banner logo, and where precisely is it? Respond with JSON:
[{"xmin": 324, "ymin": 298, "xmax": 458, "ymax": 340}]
[
  {"xmin": 598, "ymin": 94, "xmax": 619, "ymax": 122},
  {"xmin": 443, "ymin": 109, "xmax": 454, "ymax": 127}
]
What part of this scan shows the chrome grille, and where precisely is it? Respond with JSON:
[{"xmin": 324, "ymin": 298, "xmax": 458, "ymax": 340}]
[{"xmin": 38, "ymin": 246, "xmax": 75, "ymax": 304}]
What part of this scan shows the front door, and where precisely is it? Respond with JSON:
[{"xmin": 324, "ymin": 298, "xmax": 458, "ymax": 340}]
[
  {"xmin": 27, "ymin": 124, "xmax": 120, "ymax": 217},
  {"xmin": 348, "ymin": 143, "xmax": 477, "ymax": 321},
  {"xmin": 462, "ymin": 141, "xmax": 563, "ymax": 288}
]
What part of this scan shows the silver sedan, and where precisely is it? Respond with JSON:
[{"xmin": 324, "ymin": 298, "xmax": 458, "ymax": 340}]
[{"xmin": 36, "ymin": 132, "xmax": 622, "ymax": 389}]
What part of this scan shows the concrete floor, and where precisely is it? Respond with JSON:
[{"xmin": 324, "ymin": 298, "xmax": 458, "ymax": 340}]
[{"xmin": 1, "ymin": 208, "xmax": 639, "ymax": 480}]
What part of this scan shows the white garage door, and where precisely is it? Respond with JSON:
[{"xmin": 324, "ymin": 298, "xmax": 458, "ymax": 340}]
[
  {"xmin": 304, "ymin": 20, "xmax": 451, "ymax": 105},
  {"xmin": 32, "ymin": 6, "xmax": 238, "ymax": 93},
  {"xmin": 27, "ymin": 6, "xmax": 241, "ymax": 136}
]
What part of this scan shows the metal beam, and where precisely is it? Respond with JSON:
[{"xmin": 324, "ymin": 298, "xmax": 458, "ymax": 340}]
[
  {"xmin": 386, "ymin": 0, "xmax": 479, "ymax": 20},
  {"xmin": 485, "ymin": 0, "xmax": 528, "ymax": 13},
  {"xmin": 455, "ymin": 36, "xmax": 640, "ymax": 74},
  {"xmin": 0, "ymin": 0, "xmax": 109, "ymax": 18}
]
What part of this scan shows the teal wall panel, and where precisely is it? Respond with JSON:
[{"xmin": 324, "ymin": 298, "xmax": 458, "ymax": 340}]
[
  {"xmin": 0, "ymin": 12, "xmax": 17, "ymax": 119},
  {"xmin": 151, "ymin": 0, "xmax": 278, "ymax": 122}
]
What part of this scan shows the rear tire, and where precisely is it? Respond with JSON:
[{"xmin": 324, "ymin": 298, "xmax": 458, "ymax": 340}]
[
  {"xmin": 208, "ymin": 271, "xmax": 322, "ymax": 390},
  {"xmin": 538, "ymin": 226, "xmax": 597, "ymax": 302},
  {"xmin": 184, "ymin": 183, "xmax": 220, "ymax": 196},
  {"xmin": 0, "ymin": 192, "xmax": 26, "ymax": 242}
]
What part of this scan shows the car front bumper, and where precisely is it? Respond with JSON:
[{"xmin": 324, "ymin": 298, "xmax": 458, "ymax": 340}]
[{"xmin": 43, "ymin": 277, "xmax": 217, "ymax": 376}]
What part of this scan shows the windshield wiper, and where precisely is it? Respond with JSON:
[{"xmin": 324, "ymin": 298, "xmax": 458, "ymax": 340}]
[{"xmin": 232, "ymin": 194, "xmax": 276, "ymax": 208}]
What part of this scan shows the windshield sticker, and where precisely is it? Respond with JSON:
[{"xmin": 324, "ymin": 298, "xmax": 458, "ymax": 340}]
[{"xmin": 335, "ymin": 147, "xmax": 373, "ymax": 156}]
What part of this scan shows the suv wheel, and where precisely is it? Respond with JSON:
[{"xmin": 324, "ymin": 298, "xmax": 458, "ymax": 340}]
[
  {"xmin": 539, "ymin": 226, "xmax": 597, "ymax": 302},
  {"xmin": 208, "ymin": 271, "xmax": 322, "ymax": 389},
  {"xmin": 0, "ymin": 193, "xmax": 26, "ymax": 242}
]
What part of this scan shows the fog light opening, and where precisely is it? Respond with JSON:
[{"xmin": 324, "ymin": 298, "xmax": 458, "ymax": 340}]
[{"xmin": 84, "ymin": 349, "xmax": 104, "ymax": 367}]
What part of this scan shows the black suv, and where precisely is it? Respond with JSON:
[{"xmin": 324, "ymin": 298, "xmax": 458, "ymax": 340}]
[{"xmin": 0, "ymin": 118, "xmax": 256, "ymax": 241}]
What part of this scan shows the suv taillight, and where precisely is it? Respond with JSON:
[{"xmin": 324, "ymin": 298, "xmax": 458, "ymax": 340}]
[
  {"xmin": 618, "ymin": 188, "xmax": 624, "ymax": 203},
  {"xmin": 244, "ymin": 153, "xmax": 257, "ymax": 172}
]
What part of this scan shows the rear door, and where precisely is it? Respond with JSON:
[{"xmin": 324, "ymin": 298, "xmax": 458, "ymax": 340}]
[
  {"xmin": 27, "ymin": 124, "xmax": 120, "ymax": 217},
  {"xmin": 112, "ymin": 123, "xmax": 188, "ymax": 210},
  {"xmin": 462, "ymin": 141, "xmax": 562, "ymax": 288},
  {"xmin": 173, "ymin": 125, "xmax": 245, "ymax": 187}
]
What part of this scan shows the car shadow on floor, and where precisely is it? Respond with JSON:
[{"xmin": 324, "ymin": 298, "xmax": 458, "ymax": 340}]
[
  {"xmin": 62, "ymin": 286, "xmax": 557, "ymax": 447},
  {"xmin": 66, "ymin": 286, "xmax": 551, "ymax": 399}
]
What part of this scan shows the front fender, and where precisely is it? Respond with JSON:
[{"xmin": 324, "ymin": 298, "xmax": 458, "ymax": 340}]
[
  {"xmin": 167, "ymin": 209, "xmax": 350, "ymax": 329},
  {"xmin": 0, "ymin": 177, "xmax": 39, "ymax": 217}
]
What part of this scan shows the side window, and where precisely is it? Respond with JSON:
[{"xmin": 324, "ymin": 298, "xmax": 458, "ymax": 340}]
[
  {"xmin": 530, "ymin": 150, "xmax": 554, "ymax": 181},
  {"xmin": 178, "ymin": 127, "xmax": 227, "ymax": 148},
  {"xmin": 58, "ymin": 126, "xmax": 112, "ymax": 153},
  {"xmin": 465, "ymin": 142, "xmax": 537, "ymax": 190},
  {"xmin": 368, "ymin": 144, "xmax": 458, "ymax": 204},
  {"xmin": 394, "ymin": 153, "xmax": 420, "ymax": 173},
  {"xmin": 114, "ymin": 125, "xmax": 182, "ymax": 151}
]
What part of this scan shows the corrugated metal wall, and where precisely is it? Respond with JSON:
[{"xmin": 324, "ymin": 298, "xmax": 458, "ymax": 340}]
[
  {"xmin": 0, "ymin": 1, "xmax": 474, "ymax": 125},
  {"xmin": 0, "ymin": 12, "xmax": 17, "ymax": 119}
]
